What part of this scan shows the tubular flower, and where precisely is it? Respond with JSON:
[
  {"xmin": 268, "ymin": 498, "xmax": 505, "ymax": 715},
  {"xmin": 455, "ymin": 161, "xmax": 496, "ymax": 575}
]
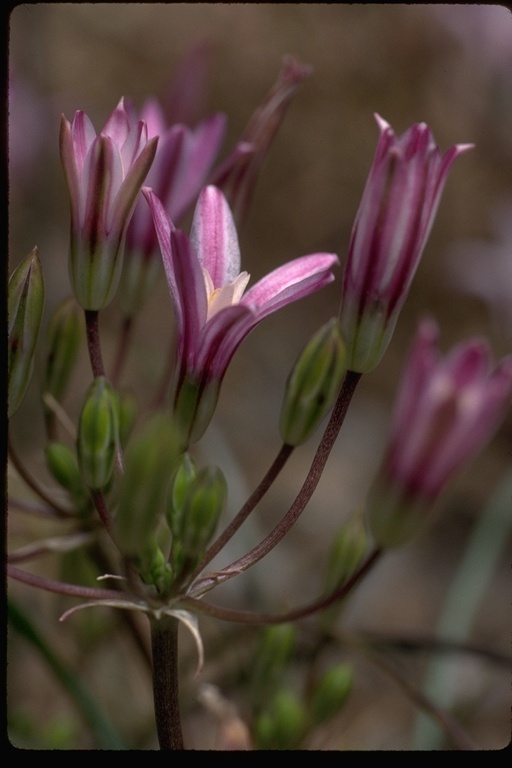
[
  {"xmin": 366, "ymin": 318, "xmax": 512, "ymax": 547},
  {"xmin": 119, "ymin": 98, "xmax": 226, "ymax": 316},
  {"xmin": 60, "ymin": 98, "xmax": 158, "ymax": 310},
  {"xmin": 339, "ymin": 114, "xmax": 473, "ymax": 373},
  {"xmin": 144, "ymin": 184, "xmax": 339, "ymax": 443}
]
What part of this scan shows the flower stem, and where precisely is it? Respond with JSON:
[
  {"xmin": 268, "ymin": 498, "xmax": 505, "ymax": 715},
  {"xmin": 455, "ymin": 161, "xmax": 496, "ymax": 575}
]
[
  {"xmin": 190, "ymin": 442, "xmax": 294, "ymax": 579},
  {"xmin": 184, "ymin": 547, "xmax": 382, "ymax": 625},
  {"xmin": 149, "ymin": 615, "xmax": 184, "ymax": 750},
  {"xmin": 190, "ymin": 370, "xmax": 361, "ymax": 596},
  {"xmin": 85, "ymin": 309, "xmax": 106, "ymax": 378},
  {"xmin": 7, "ymin": 564, "xmax": 130, "ymax": 602}
]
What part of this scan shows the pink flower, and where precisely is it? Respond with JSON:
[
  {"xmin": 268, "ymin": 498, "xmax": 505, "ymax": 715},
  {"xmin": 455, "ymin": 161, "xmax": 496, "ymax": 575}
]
[
  {"xmin": 367, "ymin": 318, "xmax": 512, "ymax": 547},
  {"xmin": 119, "ymin": 98, "xmax": 226, "ymax": 315},
  {"xmin": 144, "ymin": 184, "xmax": 339, "ymax": 442},
  {"xmin": 60, "ymin": 98, "xmax": 158, "ymax": 310},
  {"xmin": 339, "ymin": 115, "xmax": 472, "ymax": 373}
]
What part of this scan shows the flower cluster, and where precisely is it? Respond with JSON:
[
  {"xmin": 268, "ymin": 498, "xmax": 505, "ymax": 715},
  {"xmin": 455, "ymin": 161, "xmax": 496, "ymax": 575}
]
[
  {"xmin": 8, "ymin": 48, "xmax": 511, "ymax": 753},
  {"xmin": 144, "ymin": 184, "xmax": 339, "ymax": 442}
]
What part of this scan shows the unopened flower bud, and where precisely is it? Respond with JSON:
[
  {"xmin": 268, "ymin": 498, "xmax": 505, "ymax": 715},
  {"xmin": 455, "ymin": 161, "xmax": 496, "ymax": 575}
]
[
  {"xmin": 166, "ymin": 459, "xmax": 226, "ymax": 577},
  {"xmin": 76, "ymin": 377, "xmax": 119, "ymax": 490},
  {"xmin": 251, "ymin": 624, "xmax": 296, "ymax": 689},
  {"xmin": 254, "ymin": 690, "xmax": 307, "ymax": 751},
  {"xmin": 280, "ymin": 319, "xmax": 347, "ymax": 446},
  {"xmin": 324, "ymin": 513, "xmax": 368, "ymax": 594},
  {"xmin": 166, "ymin": 452, "xmax": 198, "ymax": 535},
  {"xmin": 138, "ymin": 537, "xmax": 174, "ymax": 595},
  {"xmin": 44, "ymin": 441, "xmax": 89, "ymax": 512},
  {"xmin": 178, "ymin": 466, "xmax": 226, "ymax": 569},
  {"xmin": 115, "ymin": 412, "xmax": 182, "ymax": 560},
  {"xmin": 8, "ymin": 248, "xmax": 45, "ymax": 417},
  {"xmin": 43, "ymin": 296, "xmax": 83, "ymax": 402},
  {"xmin": 310, "ymin": 663, "xmax": 353, "ymax": 725},
  {"xmin": 111, "ymin": 389, "xmax": 138, "ymax": 447}
]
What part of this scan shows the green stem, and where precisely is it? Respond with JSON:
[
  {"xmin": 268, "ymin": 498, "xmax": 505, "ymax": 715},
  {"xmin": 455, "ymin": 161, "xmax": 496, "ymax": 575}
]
[{"xmin": 149, "ymin": 616, "xmax": 184, "ymax": 750}]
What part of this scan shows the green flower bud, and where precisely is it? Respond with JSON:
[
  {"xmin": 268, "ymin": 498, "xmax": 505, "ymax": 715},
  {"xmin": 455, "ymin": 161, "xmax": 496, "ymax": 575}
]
[
  {"xmin": 76, "ymin": 377, "xmax": 119, "ymax": 490},
  {"xmin": 180, "ymin": 466, "xmax": 226, "ymax": 556},
  {"xmin": 165, "ymin": 453, "xmax": 198, "ymax": 536},
  {"xmin": 254, "ymin": 691, "xmax": 307, "ymax": 751},
  {"xmin": 279, "ymin": 319, "xmax": 347, "ymax": 446},
  {"xmin": 251, "ymin": 624, "xmax": 297, "ymax": 690},
  {"xmin": 111, "ymin": 389, "xmax": 138, "ymax": 448},
  {"xmin": 169, "ymin": 465, "xmax": 226, "ymax": 576},
  {"xmin": 138, "ymin": 537, "xmax": 174, "ymax": 595},
  {"xmin": 310, "ymin": 663, "xmax": 354, "ymax": 725},
  {"xmin": 43, "ymin": 297, "xmax": 83, "ymax": 402},
  {"xmin": 324, "ymin": 513, "xmax": 368, "ymax": 594},
  {"xmin": 8, "ymin": 248, "xmax": 45, "ymax": 417},
  {"xmin": 115, "ymin": 412, "xmax": 183, "ymax": 560},
  {"xmin": 44, "ymin": 441, "xmax": 89, "ymax": 511}
]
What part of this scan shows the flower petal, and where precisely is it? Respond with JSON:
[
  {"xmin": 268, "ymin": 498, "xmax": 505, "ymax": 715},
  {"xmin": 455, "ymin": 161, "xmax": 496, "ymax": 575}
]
[
  {"xmin": 143, "ymin": 187, "xmax": 181, "ymax": 321},
  {"xmin": 169, "ymin": 115, "xmax": 227, "ymax": 223},
  {"xmin": 194, "ymin": 303, "xmax": 254, "ymax": 381},
  {"xmin": 242, "ymin": 253, "xmax": 338, "ymax": 320},
  {"xmin": 108, "ymin": 136, "xmax": 158, "ymax": 235},
  {"xmin": 190, "ymin": 185, "xmax": 241, "ymax": 286},
  {"xmin": 171, "ymin": 229, "xmax": 208, "ymax": 365}
]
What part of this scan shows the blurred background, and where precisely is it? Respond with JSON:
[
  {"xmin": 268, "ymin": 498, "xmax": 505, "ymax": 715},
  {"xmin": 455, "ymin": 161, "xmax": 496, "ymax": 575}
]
[{"xmin": 7, "ymin": 3, "xmax": 512, "ymax": 750}]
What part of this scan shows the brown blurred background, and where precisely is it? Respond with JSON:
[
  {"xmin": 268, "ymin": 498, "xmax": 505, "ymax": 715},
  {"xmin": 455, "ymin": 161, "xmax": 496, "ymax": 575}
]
[{"xmin": 7, "ymin": 4, "xmax": 512, "ymax": 750}]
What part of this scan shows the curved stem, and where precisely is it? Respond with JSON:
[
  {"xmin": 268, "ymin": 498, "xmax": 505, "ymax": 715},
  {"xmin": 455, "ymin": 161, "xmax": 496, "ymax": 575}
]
[
  {"xmin": 90, "ymin": 489, "xmax": 115, "ymax": 537},
  {"xmin": 7, "ymin": 563, "xmax": 133, "ymax": 602},
  {"xmin": 190, "ymin": 442, "xmax": 294, "ymax": 580},
  {"xmin": 149, "ymin": 615, "xmax": 185, "ymax": 750},
  {"xmin": 85, "ymin": 309, "xmax": 106, "ymax": 378},
  {"xmin": 190, "ymin": 371, "xmax": 361, "ymax": 597},
  {"xmin": 183, "ymin": 547, "xmax": 381, "ymax": 626}
]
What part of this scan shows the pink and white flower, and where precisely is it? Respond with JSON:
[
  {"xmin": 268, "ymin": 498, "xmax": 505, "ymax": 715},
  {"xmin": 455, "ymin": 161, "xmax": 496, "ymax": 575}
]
[
  {"xmin": 60, "ymin": 98, "xmax": 158, "ymax": 310},
  {"xmin": 119, "ymin": 98, "xmax": 226, "ymax": 315},
  {"xmin": 144, "ymin": 184, "xmax": 339, "ymax": 442},
  {"xmin": 367, "ymin": 318, "xmax": 512, "ymax": 547},
  {"xmin": 339, "ymin": 114, "xmax": 472, "ymax": 373}
]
